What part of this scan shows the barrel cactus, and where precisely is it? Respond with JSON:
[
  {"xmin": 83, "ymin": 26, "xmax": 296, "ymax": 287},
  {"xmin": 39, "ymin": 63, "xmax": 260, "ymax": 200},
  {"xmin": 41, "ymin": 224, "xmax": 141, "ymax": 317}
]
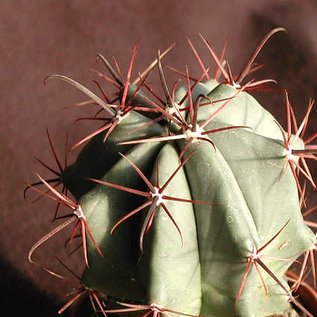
[{"xmin": 26, "ymin": 28, "xmax": 317, "ymax": 317}]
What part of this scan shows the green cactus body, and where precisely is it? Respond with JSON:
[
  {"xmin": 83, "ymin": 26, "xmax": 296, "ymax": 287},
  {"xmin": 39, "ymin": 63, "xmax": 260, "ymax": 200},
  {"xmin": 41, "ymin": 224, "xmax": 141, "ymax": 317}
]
[
  {"xmin": 181, "ymin": 124, "xmax": 314, "ymax": 317},
  {"xmin": 60, "ymin": 78, "xmax": 316, "ymax": 317},
  {"xmin": 29, "ymin": 30, "xmax": 317, "ymax": 317}
]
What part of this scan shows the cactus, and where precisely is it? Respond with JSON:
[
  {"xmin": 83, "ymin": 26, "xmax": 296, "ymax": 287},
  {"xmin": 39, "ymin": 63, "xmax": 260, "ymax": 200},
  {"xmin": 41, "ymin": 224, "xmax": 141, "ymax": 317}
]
[{"xmin": 26, "ymin": 28, "xmax": 317, "ymax": 317}]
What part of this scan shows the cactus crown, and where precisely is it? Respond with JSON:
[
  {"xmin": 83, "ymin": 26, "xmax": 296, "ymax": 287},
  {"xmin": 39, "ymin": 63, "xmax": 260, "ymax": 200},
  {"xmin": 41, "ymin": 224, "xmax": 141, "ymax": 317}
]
[{"xmin": 26, "ymin": 28, "xmax": 317, "ymax": 317}]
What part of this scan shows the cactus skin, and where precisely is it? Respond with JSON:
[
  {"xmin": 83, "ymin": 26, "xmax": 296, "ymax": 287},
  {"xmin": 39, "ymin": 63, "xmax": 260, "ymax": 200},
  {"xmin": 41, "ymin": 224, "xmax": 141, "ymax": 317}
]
[
  {"xmin": 62, "ymin": 110, "xmax": 164, "ymax": 199},
  {"xmin": 28, "ymin": 29, "xmax": 317, "ymax": 317}
]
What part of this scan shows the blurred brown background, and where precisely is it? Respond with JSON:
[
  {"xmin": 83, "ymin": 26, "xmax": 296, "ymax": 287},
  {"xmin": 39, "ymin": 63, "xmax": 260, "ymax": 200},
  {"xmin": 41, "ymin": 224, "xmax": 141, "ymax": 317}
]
[{"xmin": 1, "ymin": 1, "xmax": 317, "ymax": 316}]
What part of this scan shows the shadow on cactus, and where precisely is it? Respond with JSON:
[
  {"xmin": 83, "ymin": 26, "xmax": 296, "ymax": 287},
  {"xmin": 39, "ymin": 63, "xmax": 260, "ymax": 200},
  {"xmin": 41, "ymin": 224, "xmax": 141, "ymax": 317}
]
[{"xmin": 25, "ymin": 27, "xmax": 317, "ymax": 317}]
